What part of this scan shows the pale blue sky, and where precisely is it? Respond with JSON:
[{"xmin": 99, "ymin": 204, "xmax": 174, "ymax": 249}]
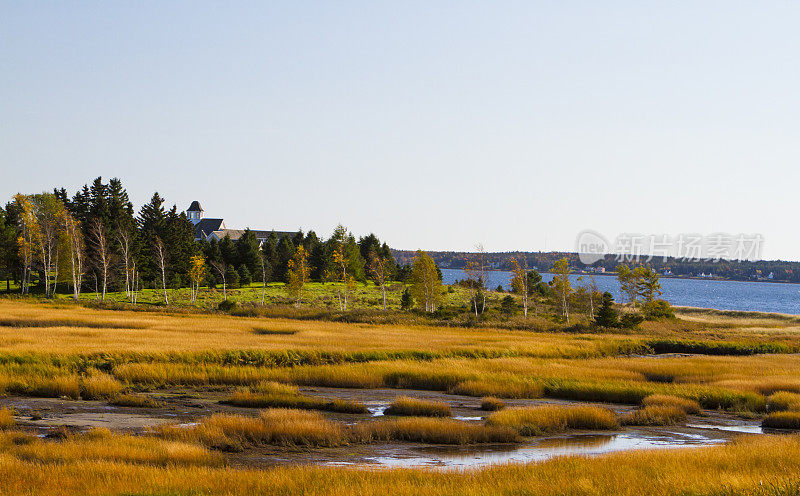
[{"xmin": 2, "ymin": 2, "xmax": 799, "ymax": 259}]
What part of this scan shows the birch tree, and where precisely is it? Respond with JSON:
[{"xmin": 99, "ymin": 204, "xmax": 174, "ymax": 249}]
[
  {"xmin": 188, "ymin": 254, "xmax": 206, "ymax": 303},
  {"xmin": 13, "ymin": 194, "xmax": 38, "ymax": 295},
  {"xmin": 551, "ymin": 257, "xmax": 572, "ymax": 324},
  {"xmin": 410, "ymin": 250, "xmax": 441, "ymax": 313},
  {"xmin": 89, "ymin": 219, "xmax": 111, "ymax": 301},
  {"xmin": 510, "ymin": 257, "xmax": 529, "ymax": 318},
  {"xmin": 634, "ymin": 266, "xmax": 662, "ymax": 303},
  {"xmin": 62, "ymin": 211, "xmax": 84, "ymax": 301},
  {"xmin": 210, "ymin": 260, "xmax": 227, "ymax": 301},
  {"xmin": 464, "ymin": 244, "xmax": 488, "ymax": 316},
  {"xmin": 32, "ymin": 194, "xmax": 63, "ymax": 298},
  {"xmin": 616, "ymin": 264, "xmax": 637, "ymax": 307},
  {"xmin": 257, "ymin": 248, "xmax": 271, "ymax": 305},
  {"xmin": 369, "ymin": 250, "xmax": 392, "ymax": 311},
  {"xmin": 331, "ymin": 245, "xmax": 353, "ymax": 311},
  {"xmin": 286, "ymin": 245, "xmax": 310, "ymax": 307},
  {"xmin": 152, "ymin": 236, "xmax": 169, "ymax": 304},
  {"xmin": 115, "ymin": 227, "xmax": 134, "ymax": 301}
]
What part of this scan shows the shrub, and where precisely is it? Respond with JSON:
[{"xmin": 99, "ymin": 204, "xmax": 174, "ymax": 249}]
[
  {"xmin": 642, "ymin": 394, "xmax": 701, "ymax": 414},
  {"xmin": 252, "ymin": 327, "xmax": 298, "ymax": 336},
  {"xmin": 622, "ymin": 405, "xmax": 687, "ymax": 426},
  {"xmin": 0, "ymin": 408, "xmax": 15, "ymax": 429},
  {"xmin": 486, "ymin": 405, "xmax": 619, "ymax": 436},
  {"xmin": 384, "ymin": 397, "xmax": 452, "ymax": 417},
  {"xmin": 620, "ymin": 313, "xmax": 645, "ymax": 329},
  {"xmin": 763, "ymin": 411, "xmax": 800, "ymax": 430},
  {"xmin": 642, "ymin": 299, "xmax": 675, "ymax": 320},
  {"xmin": 109, "ymin": 394, "xmax": 163, "ymax": 408},
  {"xmin": 480, "ymin": 397, "xmax": 505, "ymax": 411},
  {"xmin": 217, "ymin": 299, "xmax": 238, "ymax": 312}
]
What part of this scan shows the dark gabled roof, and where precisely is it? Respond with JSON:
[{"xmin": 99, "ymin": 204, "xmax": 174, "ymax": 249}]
[
  {"xmin": 213, "ymin": 229, "xmax": 298, "ymax": 242},
  {"xmin": 187, "ymin": 200, "xmax": 203, "ymax": 212},
  {"xmin": 194, "ymin": 218, "xmax": 224, "ymax": 239}
]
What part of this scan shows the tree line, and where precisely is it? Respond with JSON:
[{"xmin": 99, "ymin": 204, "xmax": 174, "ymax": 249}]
[
  {"xmin": 394, "ymin": 250, "xmax": 800, "ymax": 283},
  {"xmin": 0, "ymin": 177, "xmax": 405, "ymax": 305}
]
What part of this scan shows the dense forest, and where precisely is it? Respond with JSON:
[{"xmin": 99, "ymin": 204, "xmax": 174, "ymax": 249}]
[
  {"xmin": 0, "ymin": 177, "xmax": 398, "ymax": 296},
  {"xmin": 392, "ymin": 250, "xmax": 800, "ymax": 283}
]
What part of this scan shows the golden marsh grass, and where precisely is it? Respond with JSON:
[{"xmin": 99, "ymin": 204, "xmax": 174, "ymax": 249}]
[
  {"xmin": 486, "ymin": 405, "xmax": 619, "ymax": 435},
  {"xmin": 3, "ymin": 431, "xmax": 799, "ymax": 495},
  {"xmin": 383, "ymin": 396, "xmax": 452, "ymax": 417}
]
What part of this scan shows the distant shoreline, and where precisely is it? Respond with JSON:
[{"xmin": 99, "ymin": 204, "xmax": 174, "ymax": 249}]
[{"xmin": 440, "ymin": 267, "xmax": 800, "ymax": 285}]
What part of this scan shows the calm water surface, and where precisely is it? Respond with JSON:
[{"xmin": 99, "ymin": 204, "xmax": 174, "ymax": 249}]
[{"xmin": 442, "ymin": 268, "xmax": 800, "ymax": 315}]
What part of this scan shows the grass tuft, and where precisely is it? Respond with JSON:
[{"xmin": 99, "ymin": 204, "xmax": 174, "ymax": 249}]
[
  {"xmin": 486, "ymin": 405, "xmax": 619, "ymax": 436},
  {"xmin": 81, "ymin": 372, "xmax": 124, "ymax": 400},
  {"xmin": 384, "ymin": 397, "xmax": 452, "ymax": 417},
  {"xmin": 767, "ymin": 392, "xmax": 800, "ymax": 412},
  {"xmin": 155, "ymin": 409, "xmax": 347, "ymax": 448},
  {"xmin": 480, "ymin": 397, "xmax": 505, "ymax": 411},
  {"xmin": 221, "ymin": 390, "xmax": 368, "ymax": 414},
  {"xmin": 762, "ymin": 411, "xmax": 800, "ymax": 430},
  {"xmin": 0, "ymin": 408, "xmax": 15, "ymax": 429},
  {"xmin": 642, "ymin": 394, "xmax": 701, "ymax": 414},
  {"xmin": 253, "ymin": 327, "xmax": 299, "ymax": 336},
  {"xmin": 352, "ymin": 417, "xmax": 518, "ymax": 444},
  {"xmin": 109, "ymin": 394, "xmax": 163, "ymax": 408},
  {"xmin": 622, "ymin": 405, "xmax": 687, "ymax": 426}
]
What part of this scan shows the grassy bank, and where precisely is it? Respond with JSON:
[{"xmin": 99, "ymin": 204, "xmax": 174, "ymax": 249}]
[{"xmin": 1, "ymin": 432, "xmax": 800, "ymax": 495}]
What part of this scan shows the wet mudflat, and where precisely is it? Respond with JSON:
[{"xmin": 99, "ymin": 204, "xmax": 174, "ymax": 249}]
[{"xmin": 0, "ymin": 386, "xmax": 769, "ymax": 469}]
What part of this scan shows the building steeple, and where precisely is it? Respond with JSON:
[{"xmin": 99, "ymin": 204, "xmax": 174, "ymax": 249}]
[{"xmin": 187, "ymin": 201, "xmax": 204, "ymax": 225}]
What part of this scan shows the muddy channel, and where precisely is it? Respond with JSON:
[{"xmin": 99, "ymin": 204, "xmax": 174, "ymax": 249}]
[{"xmin": 0, "ymin": 387, "xmax": 768, "ymax": 469}]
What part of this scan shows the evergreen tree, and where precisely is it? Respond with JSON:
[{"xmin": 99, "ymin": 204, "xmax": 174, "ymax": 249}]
[
  {"xmin": 500, "ymin": 295, "xmax": 516, "ymax": 318},
  {"xmin": 238, "ymin": 265, "xmax": 252, "ymax": 286},
  {"xmin": 219, "ymin": 235, "xmax": 237, "ymax": 266},
  {"xmin": 0, "ymin": 205, "xmax": 19, "ymax": 291},
  {"xmin": 309, "ymin": 240, "xmax": 330, "ymax": 282},
  {"xmin": 137, "ymin": 192, "xmax": 168, "ymax": 282},
  {"xmin": 225, "ymin": 265, "xmax": 240, "ymax": 289},
  {"xmin": 275, "ymin": 235, "xmax": 295, "ymax": 282},
  {"xmin": 327, "ymin": 225, "xmax": 366, "ymax": 283},
  {"xmin": 235, "ymin": 229, "xmax": 260, "ymax": 277},
  {"xmin": 164, "ymin": 206, "xmax": 195, "ymax": 284},
  {"xmin": 594, "ymin": 292, "xmax": 619, "ymax": 328},
  {"xmin": 262, "ymin": 232, "xmax": 279, "ymax": 281},
  {"xmin": 400, "ymin": 288, "xmax": 414, "ymax": 310}
]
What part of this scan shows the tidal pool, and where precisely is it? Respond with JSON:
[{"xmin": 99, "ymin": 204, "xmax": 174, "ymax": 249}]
[{"xmin": 330, "ymin": 428, "xmax": 733, "ymax": 469}]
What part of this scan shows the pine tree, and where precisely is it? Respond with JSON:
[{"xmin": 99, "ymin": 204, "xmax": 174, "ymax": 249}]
[
  {"xmin": 137, "ymin": 192, "xmax": 167, "ymax": 282},
  {"xmin": 262, "ymin": 232, "xmax": 279, "ymax": 281},
  {"xmin": 235, "ymin": 229, "xmax": 260, "ymax": 277},
  {"xmin": 594, "ymin": 292, "xmax": 619, "ymax": 328},
  {"xmin": 219, "ymin": 235, "xmax": 237, "ymax": 266},
  {"xmin": 400, "ymin": 288, "xmax": 414, "ymax": 310},
  {"xmin": 238, "ymin": 265, "xmax": 252, "ymax": 286},
  {"xmin": 275, "ymin": 235, "xmax": 295, "ymax": 282}
]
